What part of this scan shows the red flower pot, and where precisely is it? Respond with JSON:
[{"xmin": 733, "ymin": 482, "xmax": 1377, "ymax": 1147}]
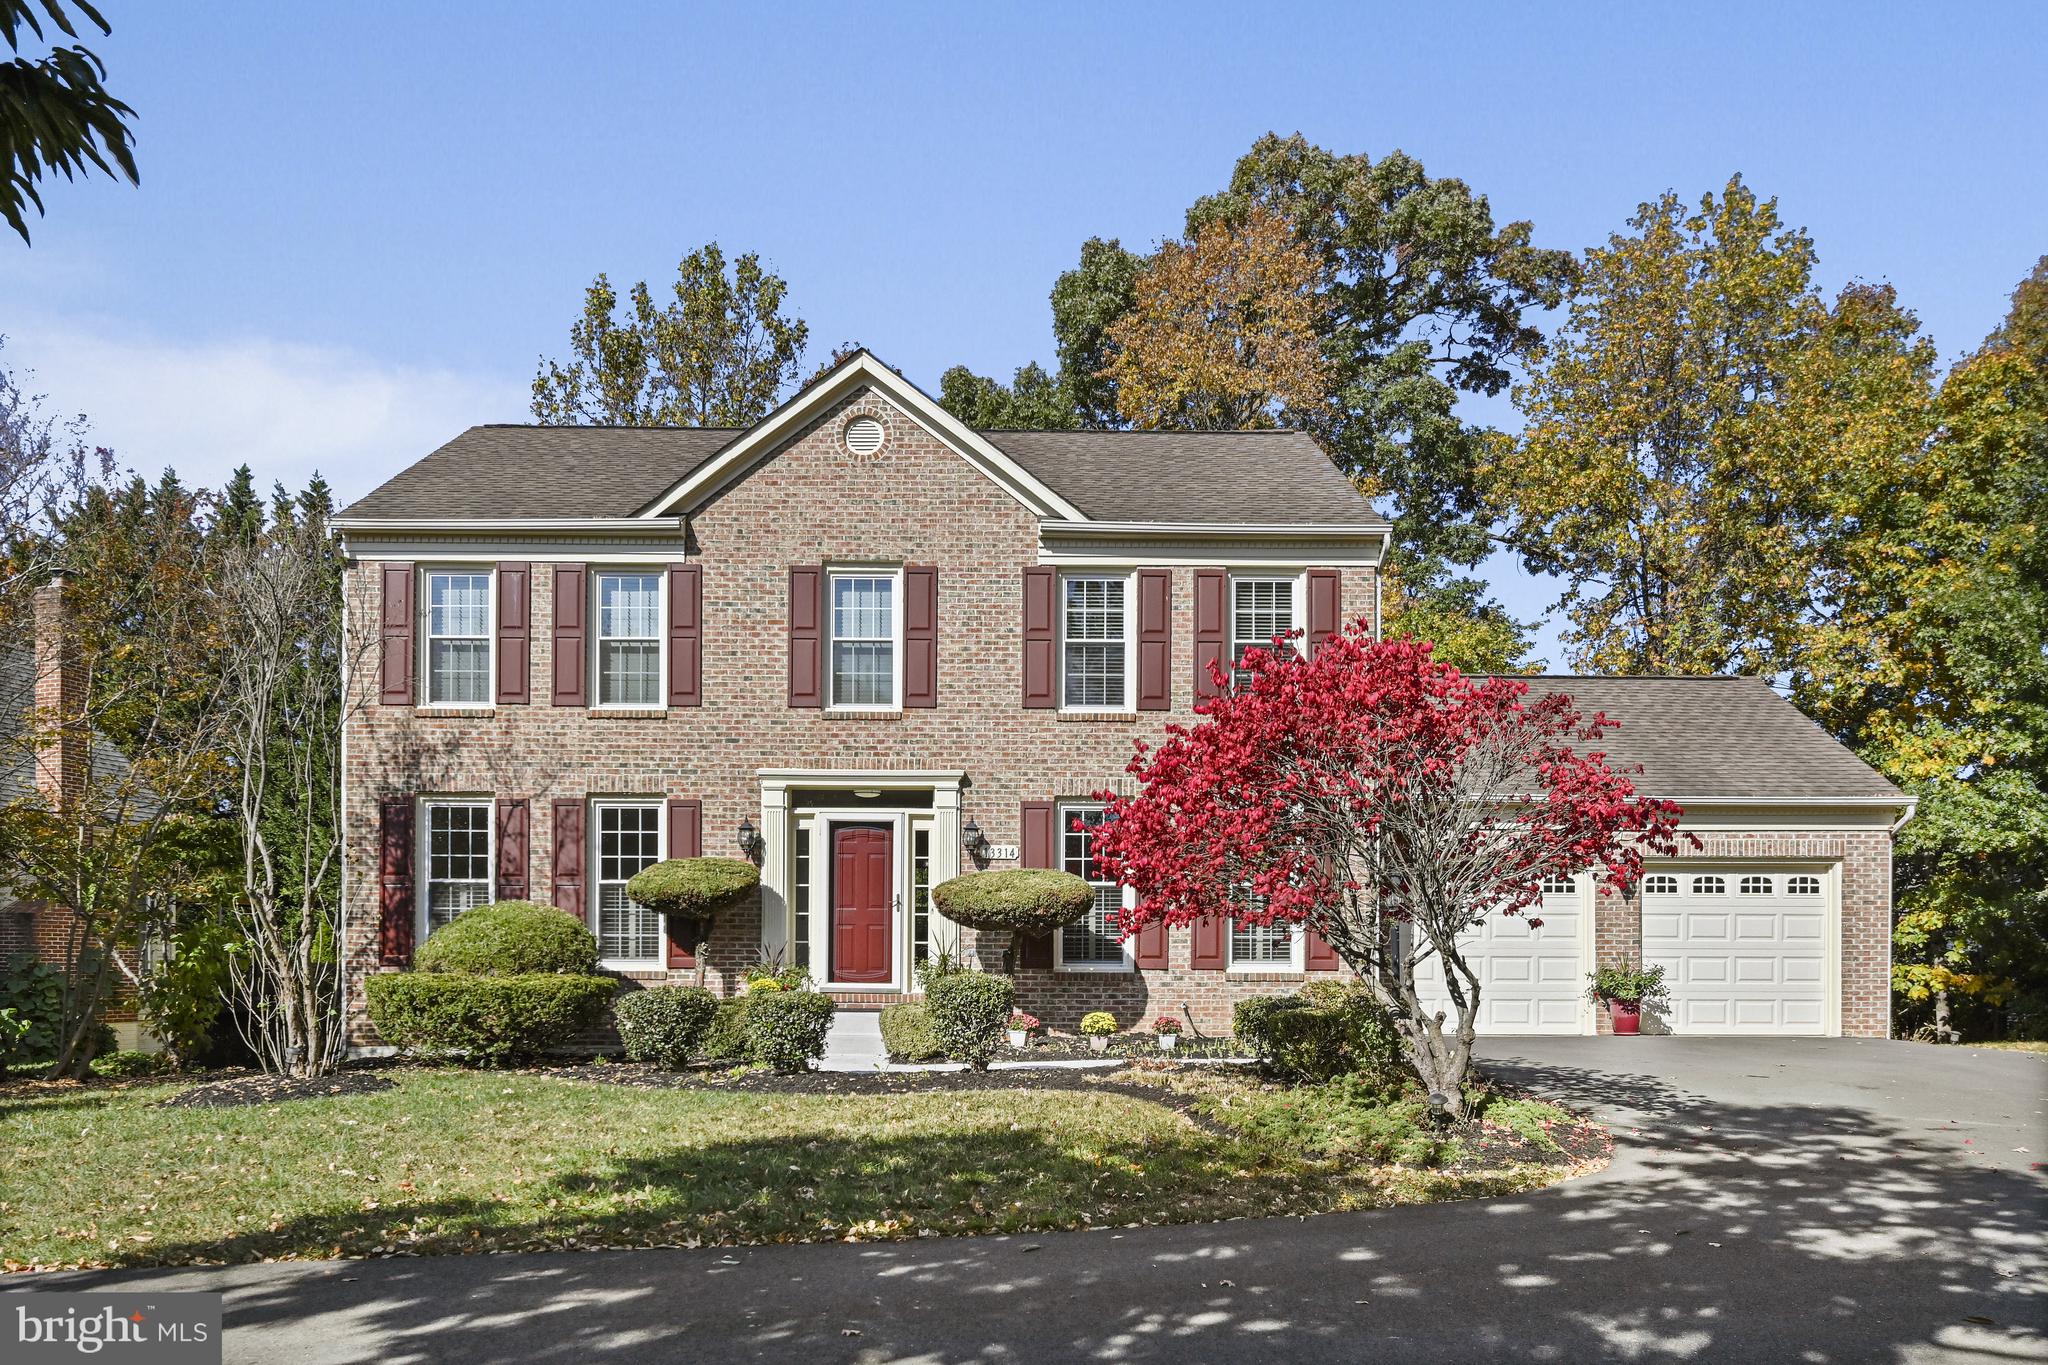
[{"xmin": 1609, "ymin": 1000, "xmax": 1641, "ymax": 1035}]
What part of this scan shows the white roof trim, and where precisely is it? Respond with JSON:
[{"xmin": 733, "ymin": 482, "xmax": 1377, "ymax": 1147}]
[{"xmin": 641, "ymin": 352, "xmax": 1086, "ymax": 521}]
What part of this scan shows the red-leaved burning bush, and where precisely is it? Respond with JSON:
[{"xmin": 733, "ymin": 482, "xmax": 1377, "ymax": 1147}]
[{"xmin": 1089, "ymin": 628, "xmax": 1690, "ymax": 1117}]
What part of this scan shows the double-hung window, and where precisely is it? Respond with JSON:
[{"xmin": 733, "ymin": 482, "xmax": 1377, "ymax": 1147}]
[
  {"xmin": 1230, "ymin": 575, "xmax": 1299, "ymax": 687},
  {"xmin": 423, "ymin": 571, "xmax": 492, "ymax": 705},
  {"xmin": 594, "ymin": 802, "xmax": 664, "ymax": 966},
  {"xmin": 828, "ymin": 571, "xmax": 898, "ymax": 708},
  {"xmin": 596, "ymin": 572, "xmax": 663, "ymax": 707},
  {"xmin": 1227, "ymin": 885, "xmax": 1301, "ymax": 970},
  {"xmin": 422, "ymin": 800, "xmax": 492, "ymax": 937},
  {"xmin": 1061, "ymin": 574, "xmax": 1129, "ymax": 710},
  {"xmin": 1058, "ymin": 804, "xmax": 1130, "ymax": 969}
]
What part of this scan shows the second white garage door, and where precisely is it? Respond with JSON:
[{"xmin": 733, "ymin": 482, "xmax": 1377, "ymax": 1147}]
[
  {"xmin": 1641, "ymin": 867, "xmax": 1831, "ymax": 1035},
  {"xmin": 1413, "ymin": 879, "xmax": 1590, "ymax": 1034}
]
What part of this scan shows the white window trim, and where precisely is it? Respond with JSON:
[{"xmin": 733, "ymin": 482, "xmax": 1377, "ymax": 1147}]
[
  {"xmin": 825, "ymin": 566, "xmax": 905, "ymax": 713},
  {"xmin": 591, "ymin": 798, "xmax": 667, "ymax": 971},
  {"xmin": 590, "ymin": 568, "xmax": 669, "ymax": 711},
  {"xmin": 1227, "ymin": 919, "xmax": 1305, "ymax": 974},
  {"xmin": 1058, "ymin": 571, "xmax": 1137, "ymax": 714},
  {"xmin": 1054, "ymin": 801, "xmax": 1135, "ymax": 972},
  {"xmin": 1228, "ymin": 570, "xmax": 1308, "ymax": 680},
  {"xmin": 416, "ymin": 796, "xmax": 495, "ymax": 944},
  {"xmin": 418, "ymin": 566, "xmax": 496, "ymax": 710}
]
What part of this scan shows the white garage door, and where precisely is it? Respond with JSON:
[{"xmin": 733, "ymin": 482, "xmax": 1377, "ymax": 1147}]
[
  {"xmin": 1414, "ymin": 879, "xmax": 1589, "ymax": 1035},
  {"xmin": 1641, "ymin": 867, "xmax": 1830, "ymax": 1035}
]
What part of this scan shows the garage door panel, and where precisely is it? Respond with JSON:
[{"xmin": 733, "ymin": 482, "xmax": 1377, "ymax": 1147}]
[
  {"xmin": 1644, "ymin": 865, "xmax": 1829, "ymax": 1036},
  {"xmin": 1414, "ymin": 890, "xmax": 1587, "ymax": 1035}
]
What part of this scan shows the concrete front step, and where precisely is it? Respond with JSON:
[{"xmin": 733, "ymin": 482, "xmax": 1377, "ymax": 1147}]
[{"xmin": 822, "ymin": 1009, "xmax": 888, "ymax": 1070}]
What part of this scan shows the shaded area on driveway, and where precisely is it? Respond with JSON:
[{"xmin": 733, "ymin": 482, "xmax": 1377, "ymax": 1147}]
[{"xmin": 11, "ymin": 1039, "xmax": 2047, "ymax": 1363}]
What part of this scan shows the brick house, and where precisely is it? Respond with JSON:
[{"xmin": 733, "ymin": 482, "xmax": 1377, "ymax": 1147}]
[{"xmin": 335, "ymin": 351, "xmax": 1912, "ymax": 1041}]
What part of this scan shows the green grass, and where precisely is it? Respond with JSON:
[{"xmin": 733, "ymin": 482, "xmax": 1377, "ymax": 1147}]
[
  {"xmin": 0, "ymin": 1068, "xmax": 1584, "ymax": 1271},
  {"xmin": 1968, "ymin": 1039, "xmax": 2048, "ymax": 1054}
]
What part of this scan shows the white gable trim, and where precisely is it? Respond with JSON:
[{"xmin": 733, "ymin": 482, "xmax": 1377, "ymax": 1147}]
[{"xmin": 640, "ymin": 352, "xmax": 1087, "ymax": 521}]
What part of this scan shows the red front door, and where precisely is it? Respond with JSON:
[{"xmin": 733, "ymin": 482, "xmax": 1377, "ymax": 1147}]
[{"xmin": 831, "ymin": 823, "xmax": 893, "ymax": 983}]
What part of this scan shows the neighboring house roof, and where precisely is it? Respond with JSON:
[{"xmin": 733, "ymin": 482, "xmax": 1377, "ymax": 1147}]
[
  {"xmin": 0, "ymin": 647, "xmax": 136, "ymax": 806},
  {"xmin": 340, "ymin": 357, "xmax": 1386, "ymax": 529},
  {"xmin": 1506, "ymin": 674, "xmax": 1904, "ymax": 804}
]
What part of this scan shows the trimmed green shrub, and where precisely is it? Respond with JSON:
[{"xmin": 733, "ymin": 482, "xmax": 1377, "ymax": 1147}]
[
  {"xmin": 1234, "ymin": 981, "xmax": 1403, "ymax": 1084},
  {"xmin": 701, "ymin": 1000, "xmax": 752, "ymax": 1063},
  {"xmin": 615, "ymin": 985, "xmax": 720, "ymax": 1069},
  {"xmin": 924, "ymin": 970, "xmax": 1015, "ymax": 1070},
  {"xmin": 929, "ymin": 869, "xmax": 1095, "ymax": 934},
  {"xmin": 626, "ymin": 858, "xmax": 760, "ymax": 920},
  {"xmin": 90, "ymin": 1049, "xmax": 173, "ymax": 1078},
  {"xmin": 743, "ymin": 990, "xmax": 834, "ymax": 1073},
  {"xmin": 879, "ymin": 1002, "xmax": 945, "ymax": 1061},
  {"xmin": 414, "ymin": 901, "xmax": 599, "ymax": 976},
  {"xmin": 366, "ymin": 972, "xmax": 616, "ymax": 1066}
]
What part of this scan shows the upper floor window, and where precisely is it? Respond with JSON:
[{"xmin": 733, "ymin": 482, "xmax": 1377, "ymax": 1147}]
[
  {"xmin": 829, "ymin": 571, "xmax": 898, "ymax": 709},
  {"xmin": 422, "ymin": 800, "xmax": 491, "ymax": 936},
  {"xmin": 424, "ymin": 571, "xmax": 491, "ymax": 705},
  {"xmin": 1231, "ymin": 576, "xmax": 1298, "ymax": 685},
  {"xmin": 1058, "ymin": 804, "xmax": 1130, "ymax": 969},
  {"xmin": 596, "ymin": 572, "xmax": 663, "ymax": 707},
  {"xmin": 594, "ymin": 801, "xmax": 664, "ymax": 967},
  {"xmin": 1062, "ymin": 574, "xmax": 1129, "ymax": 710}
]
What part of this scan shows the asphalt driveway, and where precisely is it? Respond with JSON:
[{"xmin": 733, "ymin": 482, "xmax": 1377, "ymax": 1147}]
[{"xmin": 11, "ymin": 1038, "xmax": 2045, "ymax": 1363}]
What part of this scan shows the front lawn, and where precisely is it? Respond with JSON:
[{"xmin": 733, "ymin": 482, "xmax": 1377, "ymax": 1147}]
[{"xmin": 0, "ymin": 1064, "xmax": 1599, "ymax": 1271}]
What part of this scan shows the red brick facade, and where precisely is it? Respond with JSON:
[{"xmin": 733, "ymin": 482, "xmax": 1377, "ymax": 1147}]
[{"xmin": 340, "ymin": 380, "xmax": 1896, "ymax": 1043}]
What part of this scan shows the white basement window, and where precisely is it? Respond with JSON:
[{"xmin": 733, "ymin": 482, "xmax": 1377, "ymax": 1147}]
[
  {"xmin": 423, "ymin": 571, "xmax": 492, "ymax": 705},
  {"xmin": 596, "ymin": 572, "xmax": 663, "ymax": 707}
]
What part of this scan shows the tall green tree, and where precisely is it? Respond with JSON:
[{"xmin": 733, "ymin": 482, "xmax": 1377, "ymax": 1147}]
[
  {"xmin": 1, "ymin": 0, "xmax": 136, "ymax": 243},
  {"xmin": 532, "ymin": 244, "xmax": 809, "ymax": 426}
]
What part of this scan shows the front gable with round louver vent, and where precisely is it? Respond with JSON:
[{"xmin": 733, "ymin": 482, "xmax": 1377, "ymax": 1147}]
[{"xmin": 843, "ymin": 415, "xmax": 885, "ymax": 458}]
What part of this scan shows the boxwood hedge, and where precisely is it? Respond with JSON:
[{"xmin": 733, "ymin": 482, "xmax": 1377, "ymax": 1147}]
[
  {"xmin": 924, "ymin": 971, "xmax": 1015, "ymax": 1070},
  {"xmin": 413, "ymin": 901, "xmax": 599, "ymax": 976},
  {"xmin": 743, "ymin": 990, "xmax": 834, "ymax": 1073},
  {"xmin": 614, "ymin": 985, "xmax": 721, "ymax": 1069},
  {"xmin": 365, "ymin": 972, "xmax": 616, "ymax": 1066},
  {"xmin": 878, "ymin": 1001, "xmax": 945, "ymax": 1061}
]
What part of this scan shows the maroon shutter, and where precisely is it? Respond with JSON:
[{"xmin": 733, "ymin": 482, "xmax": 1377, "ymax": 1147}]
[
  {"xmin": 1306, "ymin": 925, "xmax": 1339, "ymax": 971},
  {"xmin": 377, "ymin": 796, "xmax": 415, "ymax": 965},
  {"xmin": 1136, "ymin": 568, "xmax": 1171, "ymax": 711},
  {"xmin": 788, "ymin": 566, "xmax": 823, "ymax": 707},
  {"xmin": 1190, "ymin": 914, "xmax": 1226, "ymax": 971},
  {"xmin": 551, "ymin": 566, "xmax": 588, "ymax": 707},
  {"xmin": 496, "ymin": 562, "xmax": 530, "ymax": 704},
  {"xmin": 666, "ymin": 798, "xmax": 703, "ymax": 968},
  {"xmin": 1193, "ymin": 568, "xmax": 1227, "ymax": 701},
  {"xmin": 668, "ymin": 566, "xmax": 702, "ymax": 707},
  {"xmin": 1022, "ymin": 567, "xmax": 1057, "ymax": 708},
  {"xmin": 378, "ymin": 564, "xmax": 415, "ymax": 706},
  {"xmin": 495, "ymin": 798, "xmax": 530, "ymax": 900},
  {"xmin": 1134, "ymin": 920, "xmax": 1169, "ymax": 969},
  {"xmin": 904, "ymin": 565, "xmax": 938, "ymax": 708},
  {"xmin": 1016, "ymin": 800, "xmax": 1057, "ymax": 968},
  {"xmin": 1306, "ymin": 569, "xmax": 1341, "ymax": 656},
  {"xmin": 551, "ymin": 798, "xmax": 587, "ymax": 921}
]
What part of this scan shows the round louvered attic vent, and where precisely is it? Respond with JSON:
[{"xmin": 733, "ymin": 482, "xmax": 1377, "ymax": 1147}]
[{"xmin": 843, "ymin": 415, "xmax": 885, "ymax": 457}]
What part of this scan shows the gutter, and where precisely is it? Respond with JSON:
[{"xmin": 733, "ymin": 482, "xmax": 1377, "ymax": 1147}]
[
  {"xmin": 332, "ymin": 516, "xmax": 686, "ymax": 535},
  {"xmin": 1038, "ymin": 520, "xmax": 1392, "ymax": 539}
]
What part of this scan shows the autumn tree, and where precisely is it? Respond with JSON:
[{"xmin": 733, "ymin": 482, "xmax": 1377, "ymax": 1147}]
[
  {"xmin": 1492, "ymin": 177, "xmax": 1937, "ymax": 674},
  {"xmin": 1100, "ymin": 207, "xmax": 1329, "ymax": 430},
  {"xmin": 532, "ymin": 243, "xmax": 809, "ymax": 426},
  {"xmin": 1, "ymin": 0, "xmax": 137, "ymax": 243},
  {"xmin": 1089, "ymin": 632, "xmax": 1684, "ymax": 1116}
]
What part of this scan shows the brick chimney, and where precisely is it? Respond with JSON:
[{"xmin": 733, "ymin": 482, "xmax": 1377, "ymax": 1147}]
[{"xmin": 31, "ymin": 570, "xmax": 86, "ymax": 809}]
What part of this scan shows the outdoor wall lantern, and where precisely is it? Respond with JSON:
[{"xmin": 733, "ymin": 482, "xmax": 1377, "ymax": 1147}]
[
  {"xmin": 737, "ymin": 816, "xmax": 765, "ymax": 863},
  {"xmin": 961, "ymin": 817, "xmax": 990, "ymax": 865}
]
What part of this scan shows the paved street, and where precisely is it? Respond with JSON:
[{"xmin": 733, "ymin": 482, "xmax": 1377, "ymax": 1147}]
[{"xmin": 11, "ymin": 1039, "xmax": 2045, "ymax": 1363}]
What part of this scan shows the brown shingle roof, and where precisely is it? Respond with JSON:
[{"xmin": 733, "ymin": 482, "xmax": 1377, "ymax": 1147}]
[
  {"xmin": 1504, "ymin": 675, "xmax": 1903, "ymax": 803},
  {"xmin": 340, "ymin": 424, "xmax": 1386, "ymax": 528}
]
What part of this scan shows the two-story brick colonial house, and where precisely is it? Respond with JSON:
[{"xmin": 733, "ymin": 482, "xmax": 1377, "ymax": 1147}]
[{"xmin": 336, "ymin": 351, "xmax": 1911, "ymax": 1041}]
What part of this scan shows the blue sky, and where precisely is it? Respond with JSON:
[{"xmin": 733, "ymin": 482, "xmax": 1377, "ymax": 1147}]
[{"xmin": 3, "ymin": 1, "xmax": 2042, "ymax": 667}]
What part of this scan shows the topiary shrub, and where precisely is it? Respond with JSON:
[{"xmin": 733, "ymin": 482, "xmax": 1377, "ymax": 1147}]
[
  {"xmin": 929, "ymin": 869, "xmax": 1095, "ymax": 934},
  {"xmin": 701, "ymin": 1000, "xmax": 752, "ymax": 1064},
  {"xmin": 366, "ymin": 972, "xmax": 616, "ymax": 1066},
  {"xmin": 879, "ymin": 1001, "xmax": 945, "ymax": 1061},
  {"xmin": 414, "ymin": 901, "xmax": 599, "ymax": 976},
  {"xmin": 615, "ymin": 985, "xmax": 720, "ymax": 1069},
  {"xmin": 924, "ymin": 970, "xmax": 1015, "ymax": 1070},
  {"xmin": 1234, "ymin": 981, "xmax": 1403, "ymax": 1084},
  {"xmin": 744, "ymin": 990, "xmax": 834, "ymax": 1073},
  {"xmin": 626, "ymin": 858, "xmax": 760, "ymax": 920},
  {"xmin": 90, "ymin": 1049, "xmax": 174, "ymax": 1078}
]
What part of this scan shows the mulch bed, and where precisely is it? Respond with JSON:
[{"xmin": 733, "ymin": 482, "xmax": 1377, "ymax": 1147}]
[
  {"xmin": 159, "ymin": 1072, "xmax": 398, "ymax": 1109},
  {"xmin": 1004, "ymin": 1034, "xmax": 1247, "ymax": 1061}
]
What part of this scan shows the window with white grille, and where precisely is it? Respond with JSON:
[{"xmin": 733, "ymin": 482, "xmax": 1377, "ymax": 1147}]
[
  {"xmin": 596, "ymin": 573, "xmax": 663, "ymax": 706},
  {"xmin": 1058, "ymin": 805, "xmax": 1129, "ymax": 968},
  {"xmin": 1643, "ymin": 874, "xmax": 1678, "ymax": 896},
  {"xmin": 829, "ymin": 572, "xmax": 897, "ymax": 708},
  {"xmin": 595, "ymin": 803, "xmax": 663, "ymax": 965},
  {"xmin": 1787, "ymin": 875, "xmax": 1822, "ymax": 895},
  {"xmin": 1230, "ymin": 577, "xmax": 1297, "ymax": 685},
  {"xmin": 423, "ymin": 801, "xmax": 492, "ymax": 935},
  {"xmin": 424, "ymin": 572, "xmax": 491, "ymax": 705},
  {"xmin": 1541, "ymin": 874, "xmax": 1576, "ymax": 895},
  {"xmin": 1692, "ymin": 875, "xmax": 1727, "ymax": 896},
  {"xmin": 1740, "ymin": 875, "xmax": 1774, "ymax": 895},
  {"xmin": 1062, "ymin": 575, "xmax": 1129, "ymax": 710}
]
